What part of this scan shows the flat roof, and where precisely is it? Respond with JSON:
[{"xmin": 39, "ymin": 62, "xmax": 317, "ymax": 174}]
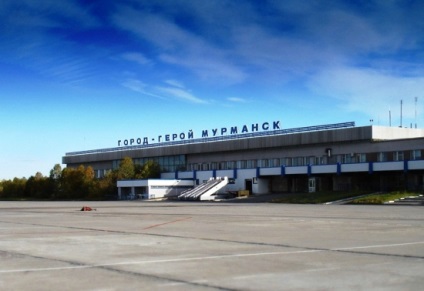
[
  {"xmin": 117, "ymin": 179, "xmax": 194, "ymax": 187},
  {"xmin": 63, "ymin": 124, "xmax": 424, "ymax": 165}
]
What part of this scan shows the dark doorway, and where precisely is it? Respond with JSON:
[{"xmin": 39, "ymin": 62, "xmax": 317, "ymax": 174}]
[{"xmin": 245, "ymin": 179, "xmax": 253, "ymax": 193}]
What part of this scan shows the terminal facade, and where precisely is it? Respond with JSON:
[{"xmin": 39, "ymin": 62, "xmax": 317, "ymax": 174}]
[{"xmin": 63, "ymin": 122, "xmax": 424, "ymax": 195}]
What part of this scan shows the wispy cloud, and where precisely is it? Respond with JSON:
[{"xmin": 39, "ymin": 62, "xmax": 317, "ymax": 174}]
[
  {"xmin": 112, "ymin": 4, "xmax": 247, "ymax": 84},
  {"xmin": 121, "ymin": 52, "xmax": 151, "ymax": 66},
  {"xmin": 227, "ymin": 97, "xmax": 247, "ymax": 103},
  {"xmin": 308, "ymin": 66, "xmax": 424, "ymax": 121},
  {"xmin": 165, "ymin": 79, "xmax": 185, "ymax": 88},
  {"xmin": 121, "ymin": 79, "xmax": 147, "ymax": 93},
  {"xmin": 156, "ymin": 86, "xmax": 207, "ymax": 104},
  {"xmin": 3, "ymin": 0, "xmax": 424, "ymax": 119},
  {"xmin": 0, "ymin": 0, "xmax": 102, "ymax": 85},
  {"xmin": 122, "ymin": 78, "xmax": 207, "ymax": 104},
  {"xmin": 121, "ymin": 79, "xmax": 166, "ymax": 100}
]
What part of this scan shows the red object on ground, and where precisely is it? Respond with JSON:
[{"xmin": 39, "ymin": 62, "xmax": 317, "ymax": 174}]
[{"xmin": 81, "ymin": 206, "xmax": 93, "ymax": 211}]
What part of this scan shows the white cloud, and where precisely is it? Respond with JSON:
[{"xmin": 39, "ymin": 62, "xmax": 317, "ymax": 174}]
[
  {"xmin": 308, "ymin": 66, "xmax": 424, "ymax": 123},
  {"xmin": 156, "ymin": 86, "xmax": 207, "ymax": 104},
  {"xmin": 227, "ymin": 97, "xmax": 247, "ymax": 103},
  {"xmin": 165, "ymin": 79, "xmax": 185, "ymax": 88},
  {"xmin": 113, "ymin": 5, "xmax": 247, "ymax": 84},
  {"xmin": 121, "ymin": 79, "xmax": 166, "ymax": 99},
  {"xmin": 159, "ymin": 53, "xmax": 247, "ymax": 84},
  {"xmin": 122, "ymin": 52, "xmax": 151, "ymax": 65},
  {"xmin": 122, "ymin": 79, "xmax": 147, "ymax": 93},
  {"xmin": 122, "ymin": 78, "xmax": 207, "ymax": 104}
]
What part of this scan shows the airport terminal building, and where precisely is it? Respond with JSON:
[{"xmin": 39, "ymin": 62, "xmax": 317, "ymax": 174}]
[{"xmin": 63, "ymin": 121, "xmax": 424, "ymax": 196}]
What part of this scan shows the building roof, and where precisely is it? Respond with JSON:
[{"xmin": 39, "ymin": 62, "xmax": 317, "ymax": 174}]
[{"xmin": 63, "ymin": 125, "xmax": 424, "ymax": 165}]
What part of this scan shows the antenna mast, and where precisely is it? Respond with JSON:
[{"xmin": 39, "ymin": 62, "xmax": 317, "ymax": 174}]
[
  {"xmin": 415, "ymin": 97, "xmax": 418, "ymax": 128},
  {"xmin": 400, "ymin": 99, "xmax": 403, "ymax": 127}
]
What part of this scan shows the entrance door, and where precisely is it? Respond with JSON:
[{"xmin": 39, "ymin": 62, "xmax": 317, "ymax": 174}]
[
  {"xmin": 245, "ymin": 179, "xmax": 253, "ymax": 194},
  {"xmin": 308, "ymin": 178, "xmax": 316, "ymax": 193}
]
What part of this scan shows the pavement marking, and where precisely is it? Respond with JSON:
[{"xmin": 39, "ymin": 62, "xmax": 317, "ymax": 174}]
[
  {"xmin": 142, "ymin": 216, "xmax": 192, "ymax": 230},
  {"xmin": 1, "ymin": 241, "xmax": 423, "ymax": 274},
  {"xmin": 332, "ymin": 241, "xmax": 424, "ymax": 251},
  {"xmin": 0, "ymin": 249, "xmax": 320, "ymax": 274}
]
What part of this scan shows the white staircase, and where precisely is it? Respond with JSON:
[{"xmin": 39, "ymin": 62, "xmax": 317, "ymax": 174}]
[{"xmin": 178, "ymin": 177, "xmax": 229, "ymax": 201}]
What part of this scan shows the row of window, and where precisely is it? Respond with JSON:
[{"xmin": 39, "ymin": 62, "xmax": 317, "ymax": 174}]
[
  {"xmin": 112, "ymin": 155, "xmax": 186, "ymax": 172},
  {"xmin": 378, "ymin": 151, "xmax": 422, "ymax": 162},
  {"xmin": 187, "ymin": 150, "xmax": 422, "ymax": 171},
  {"xmin": 106, "ymin": 150, "xmax": 422, "ymax": 175}
]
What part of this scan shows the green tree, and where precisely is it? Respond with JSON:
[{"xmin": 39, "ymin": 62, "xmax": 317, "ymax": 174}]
[
  {"xmin": 24, "ymin": 173, "xmax": 51, "ymax": 200},
  {"xmin": 60, "ymin": 165, "xmax": 94, "ymax": 200},
  {"xmin": 136, "ymin": 160, "xmax": 161, "ymax": 179},
  {"xmin": 0, "ymin": 177, "xmax": 27, "ymax": 199},
  {"xmin": 89, "ymin": 170, "xmax": 116, "ymax": 200},
  {"xmin": 50, "ymin": 164, "xmax": 62, "ymax": 180},
  {"xmin": 49, "ymin": 164, "xmax": 62, "ymax": 199},
  {"xmin": 117, "ymin": 157, "xmax": 135, "ymax": 179}
]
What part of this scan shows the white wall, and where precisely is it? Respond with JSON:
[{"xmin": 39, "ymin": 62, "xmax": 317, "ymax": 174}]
[
  {"xmin": 254, "ymin": 178, "xmax": 269, "ymax": 194},
  {"xmin": 161, "ymin": 172, "xmax": 175, "ymax": 179},
  {"xmin": 286, "ymin": 166, "xmax": 308, "ymax": 175},
  {"xmin": 260, "ymin": 167, "xmax": 281, "ymax": 175},
  {"xmin": 341, "ymin": 163, "xmax": 369, "ymax": 172},
  {"xmin": 409, "ymin": 160, "xmax": 424, "ymax": 170},
  {"xmin": 196, "ymin": 171, "xmax": 214, "ymax": 184},
  {"xmin": 372, "ymin": 126, "xmax": 424, "ymax": 140},
  {"xmin": 311, "ymin": 164, "xmax": 337, "ymax": 174},
  {"xmin": 373, "ymin": 161, "xmax": 404, "ymax": 171},
  {"xmin": 178, "ymin": 171, "xmax": 195, "ymax": 179}
]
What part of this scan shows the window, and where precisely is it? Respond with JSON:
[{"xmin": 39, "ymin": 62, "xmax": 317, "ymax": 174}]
[
  {"xmin": 219, "ymin": 162, "xmax": 227, "ymax": 170},
  {"xmin": 112, "ymin": 160, "xmax": 120, "ymax": 170},
  {"xmin": 188, "ymin": 163, "xmax": 199, "ymax": 171},
  {"xmin": 358, "ymin": 153, "xmax": 367, "ymax": 163},
  {"xmin": 411, "ymin": 150, "xmax": 422, "ymax": 160},
  {"xmin": 246, "ymin": 160, "xmax": 257, "ymax": 168},
  {"xmin": 342, "ymin": 154, "xmax": 353, "ymax": 164},
  {"xmin": 285, "ymin": 158, "xmax": 292, "ymax": 166},
  {"xmin": 393, "ymin": 151, "xmax": 404, "ymax": 161},
  {"xmin": 292, "ymin": 157, "xmax": 305, "ymax": 166},
  {"xmin": 238, "ymin": 160, "xmax": 247, "ymax": 169},
  {"xmin": 202, "ymin": 163, "xmax": 209, "ymax": 171},
  {"xmin": 258, "ymin": 159, "xmax": 269, "ymax": 167},
  {"xmin": 315, "ymin": 156, "xmax": 325, "ymax": 165},
  {"xmin": 378, "ymin": 152, "xmax": 388, "ymax": 162},
  {"xmin": 227, "ymin": 161, "xmax": 236, "ymax": 169}
]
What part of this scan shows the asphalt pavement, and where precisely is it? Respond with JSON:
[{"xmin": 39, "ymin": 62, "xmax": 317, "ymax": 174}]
[{"xmin": 0, "ymin": 201, "xmax": 423, "ymax": 290}]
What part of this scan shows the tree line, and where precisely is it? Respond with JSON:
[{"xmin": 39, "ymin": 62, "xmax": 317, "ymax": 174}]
[{"xmin": 0, "ymin": 157, "xmax": 160, "ymax": 200}]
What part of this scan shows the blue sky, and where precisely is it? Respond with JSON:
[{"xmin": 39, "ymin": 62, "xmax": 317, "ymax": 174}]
[{"xmin": 1, "ymin": 0, "xmax": 424, "ymax": 179}]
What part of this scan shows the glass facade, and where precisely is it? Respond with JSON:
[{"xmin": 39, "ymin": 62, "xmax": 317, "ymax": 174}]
[
  {"xmin": 185, "ymin": 150, "xmax": 423, "ymax": 172},
  {"xmin": 111, "ymin": 149, "xmax": 422, "ymax": 173},
  {"xmin": 113, "ymin": 155, "xmax": 186, "ymax": 172}
]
